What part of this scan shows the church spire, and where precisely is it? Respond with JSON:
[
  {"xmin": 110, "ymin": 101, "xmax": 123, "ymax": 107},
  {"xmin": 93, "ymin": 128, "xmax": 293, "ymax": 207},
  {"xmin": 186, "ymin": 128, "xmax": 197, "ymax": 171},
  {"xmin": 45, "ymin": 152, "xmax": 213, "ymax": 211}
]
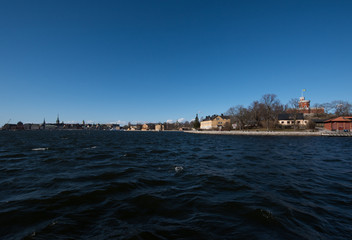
[
  {"xmin": 56, "ymin": 114, "xmax": 60, "ymax": 125},
  {"xmin": 42, "ymin": 118, "xmax": 46, "ymax": 130}
]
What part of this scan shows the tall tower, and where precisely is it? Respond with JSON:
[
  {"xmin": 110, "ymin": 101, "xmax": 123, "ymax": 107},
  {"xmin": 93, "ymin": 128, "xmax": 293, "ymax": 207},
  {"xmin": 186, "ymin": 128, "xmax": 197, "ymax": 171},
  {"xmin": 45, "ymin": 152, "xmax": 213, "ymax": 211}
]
[
  {"xmin": 42, "ymin": 118, "xmax": 46, "ymax": 130},
  {"xmin": 299, "ymin": 97, "xmax": 310, "ymax": 109},
  {"xmin": 299, "ymin": 89, "xmax": 310, "ymax": 109},
  {"xmin": 56, "ymin": 114, "xmax": 60, "ymax": 125}
]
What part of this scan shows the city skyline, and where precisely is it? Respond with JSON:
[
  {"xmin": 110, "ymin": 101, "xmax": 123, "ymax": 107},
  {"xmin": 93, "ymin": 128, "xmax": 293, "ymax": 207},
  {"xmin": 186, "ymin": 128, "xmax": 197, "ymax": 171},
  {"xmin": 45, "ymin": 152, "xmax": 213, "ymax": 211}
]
[{"xmin": 1, "ymin": 1, "xmax": 352, "ymax": 126}]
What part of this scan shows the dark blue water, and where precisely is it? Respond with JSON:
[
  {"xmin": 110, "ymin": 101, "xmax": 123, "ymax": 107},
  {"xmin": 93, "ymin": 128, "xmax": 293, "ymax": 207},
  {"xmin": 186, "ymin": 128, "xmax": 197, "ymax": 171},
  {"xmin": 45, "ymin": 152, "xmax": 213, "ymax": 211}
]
[{"xmin": 0, "ymin": 131, "xmax": 351, "ymax": 240}]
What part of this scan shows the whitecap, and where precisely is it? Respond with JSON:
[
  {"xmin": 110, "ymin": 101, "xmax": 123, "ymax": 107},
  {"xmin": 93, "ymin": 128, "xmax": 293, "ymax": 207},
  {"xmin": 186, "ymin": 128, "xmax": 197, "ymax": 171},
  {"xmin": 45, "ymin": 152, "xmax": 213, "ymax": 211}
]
[
  {"xmin": 84, "ymin": 146, "xmax": 97, "ymax": 150},
  {"xmin": 175, "ymin": 166, "xmax": 184, "ymax": 173},
  {"xmin": 32, "ymin": 148, "xmax": 48, "ymax": 151}
]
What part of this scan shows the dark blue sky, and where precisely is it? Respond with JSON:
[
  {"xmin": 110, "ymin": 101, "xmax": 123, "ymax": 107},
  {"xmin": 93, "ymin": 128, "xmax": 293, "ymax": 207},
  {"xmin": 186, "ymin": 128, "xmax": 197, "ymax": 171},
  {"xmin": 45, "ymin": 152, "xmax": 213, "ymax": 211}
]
[{"xmin": 1, "ymin": 0, "xmax": 351, "ymax": 125}]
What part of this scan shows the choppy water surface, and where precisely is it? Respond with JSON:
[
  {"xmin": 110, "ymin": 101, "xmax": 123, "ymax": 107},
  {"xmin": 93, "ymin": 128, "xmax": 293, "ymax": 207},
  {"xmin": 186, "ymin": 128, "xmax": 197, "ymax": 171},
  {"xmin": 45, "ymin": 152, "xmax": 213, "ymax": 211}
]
[{"xmin": 0, "ymin": 131, "xmax": 351, "ymax": 239}]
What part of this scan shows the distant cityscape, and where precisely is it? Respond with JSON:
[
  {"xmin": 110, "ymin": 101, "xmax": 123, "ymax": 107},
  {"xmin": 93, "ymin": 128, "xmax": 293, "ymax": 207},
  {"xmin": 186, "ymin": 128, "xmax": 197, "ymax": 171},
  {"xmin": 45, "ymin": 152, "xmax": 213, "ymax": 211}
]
[
  {"xmin": 2, "ymin": 93, "xmax": 352, "ymax": 132},
  {"xmin": 1, "ymin": 114, "xmax": 194, "ymax": 132}
]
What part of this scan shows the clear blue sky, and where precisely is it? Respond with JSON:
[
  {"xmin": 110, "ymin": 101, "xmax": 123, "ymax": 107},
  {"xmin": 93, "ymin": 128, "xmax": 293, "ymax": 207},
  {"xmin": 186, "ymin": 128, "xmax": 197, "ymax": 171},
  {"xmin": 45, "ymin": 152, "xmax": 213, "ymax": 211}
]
[{"xmin": 1, "ymin": 0, "xmax": 351, "ymax": 125}]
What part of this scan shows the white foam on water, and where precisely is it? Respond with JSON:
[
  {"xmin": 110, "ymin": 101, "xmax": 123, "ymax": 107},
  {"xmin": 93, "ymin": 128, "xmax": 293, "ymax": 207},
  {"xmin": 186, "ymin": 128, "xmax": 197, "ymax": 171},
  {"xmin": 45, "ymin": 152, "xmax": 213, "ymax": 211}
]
[
  {"xmin": 175, "ymin": 166, "xmax": 184, "ymax": 173},
  {"xmin": 32, "ymin": 148, "xmax": 48, "ymax": 151},
  {"xmin": 84, "ymin": 146, "xmax": 97, "ymax": 149}
]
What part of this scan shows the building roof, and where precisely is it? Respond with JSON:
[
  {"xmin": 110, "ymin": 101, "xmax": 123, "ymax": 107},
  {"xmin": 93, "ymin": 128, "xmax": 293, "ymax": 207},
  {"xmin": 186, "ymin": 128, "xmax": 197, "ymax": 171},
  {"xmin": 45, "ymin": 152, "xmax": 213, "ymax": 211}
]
[
  {"xmin": 278, "ymin": 113, "xmax": 304, "ymax": 120},
  {"xmin": 202, "ymin": 114, "xmax": 230, "ymax": 121},
  {"xmin": 312, "ymin": 118, "xmax": 330, "ymax": 123},
  {"xmin": 324, "ymin": 116, "xmax": 352, "ymax": 123}
]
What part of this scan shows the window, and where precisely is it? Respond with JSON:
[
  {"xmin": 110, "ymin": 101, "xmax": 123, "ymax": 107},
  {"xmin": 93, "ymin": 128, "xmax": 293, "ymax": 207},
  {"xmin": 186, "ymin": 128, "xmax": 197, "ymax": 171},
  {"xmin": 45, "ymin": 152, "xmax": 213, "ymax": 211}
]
[
  {"xmin": 297, "ymin": 121, "xmax": 300, "ymax": 124},
  {"xmin": 281, "ymin": 121, "xmax": 284, "ymax": 124}
]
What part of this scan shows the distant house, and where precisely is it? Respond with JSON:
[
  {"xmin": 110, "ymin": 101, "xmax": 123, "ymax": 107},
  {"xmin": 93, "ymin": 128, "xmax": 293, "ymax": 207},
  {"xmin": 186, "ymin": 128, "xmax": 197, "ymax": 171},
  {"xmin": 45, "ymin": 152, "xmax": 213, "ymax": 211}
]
[
  {"xmin": 24, "ymin": 124, "xmax": 32, "ymax": 130},
  {"xmin": 16, "ymin": 122, "xmax": 24, "ymax": 130},
  {"xmin": 31, "ymin": 124, "xmax": 40, "ymax": 130},
  {"xmin": 23, "ymin": 123, "xmax": 40, "ymax": 130},
  {"xmin": 278, "ymin": 113, "xmax": 308, "ymax": 126},
  {"xmin": 45, "ymin": 124, "xmax": 57, "ymax": 130},
  {"xmin": 128, "ymin": 124, "xmax": 142, "ymax": 131},
  {"xmin": 324, "ymin": 116, "xmax": 352, "ymax": 131},
  {"xmin": 1, "ymin": 124, "xmax": 17, "ymax": 130},
  {"xmin": 106, "ymin": 124, "xmax": 120, "ymax": 130},
  {"xmin": 200, "ymin": 114, "xmax": 231, "ymax": 130},
  {"xmin": 2, "ymin": 122, "xmax": 25, "ymax": 130},
  {"xmin": 142, "ymin": 123, "xmax": 155, "ymax": 131},
  {"xmin": 155, "ymin": 124, "xmax": 164, "ymax": 131}
]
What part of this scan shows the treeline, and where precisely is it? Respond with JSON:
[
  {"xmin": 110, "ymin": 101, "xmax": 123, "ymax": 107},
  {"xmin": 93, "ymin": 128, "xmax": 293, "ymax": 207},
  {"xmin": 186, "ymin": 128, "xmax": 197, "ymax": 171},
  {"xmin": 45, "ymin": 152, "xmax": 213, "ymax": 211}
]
[
  {"xmin": 224, "ymin": 93, "xmax": 352, "ymax": 130},
  {"xmin": 313, "ymin": 100, "xmax": 352, "ymax": 116}
]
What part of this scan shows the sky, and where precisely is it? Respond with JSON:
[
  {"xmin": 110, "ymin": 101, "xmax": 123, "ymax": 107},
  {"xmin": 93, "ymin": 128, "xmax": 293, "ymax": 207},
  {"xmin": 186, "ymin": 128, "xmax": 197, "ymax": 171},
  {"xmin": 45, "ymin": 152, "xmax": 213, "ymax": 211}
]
[{"xmin": 1, "ymin": 0, "xmax": 352, "ymax": 126}]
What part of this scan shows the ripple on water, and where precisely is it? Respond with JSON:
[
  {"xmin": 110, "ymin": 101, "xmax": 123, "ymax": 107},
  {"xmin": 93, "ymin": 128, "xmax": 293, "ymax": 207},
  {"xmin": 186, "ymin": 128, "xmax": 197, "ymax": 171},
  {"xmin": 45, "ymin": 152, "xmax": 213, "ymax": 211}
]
[
  {"xmin": 0, "ymin": 131, "xmax": 351, "ymax": 239},
  {"xmin": 32, "ymin": 147, "xmax": 49, "ymax": 151}
]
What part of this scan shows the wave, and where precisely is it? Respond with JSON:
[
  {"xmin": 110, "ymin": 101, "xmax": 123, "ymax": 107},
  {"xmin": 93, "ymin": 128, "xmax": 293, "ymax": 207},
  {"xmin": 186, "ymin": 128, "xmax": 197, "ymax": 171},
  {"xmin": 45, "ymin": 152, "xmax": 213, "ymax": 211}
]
[
  {"xmin": 0, "ymin": 131, "xmax": 350, "ymax": 240},
  {"xmin": 32, "ymin": 147, "xmax": 48, "ymax": 151}
]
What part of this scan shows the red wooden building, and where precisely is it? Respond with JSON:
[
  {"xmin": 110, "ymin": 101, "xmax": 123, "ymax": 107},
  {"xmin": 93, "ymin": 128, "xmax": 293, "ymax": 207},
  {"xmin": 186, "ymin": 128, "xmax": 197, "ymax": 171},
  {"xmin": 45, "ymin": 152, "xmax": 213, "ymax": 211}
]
[{"xmin": 324, "ymin": 116, "xmax": 352, "ymax": 131}]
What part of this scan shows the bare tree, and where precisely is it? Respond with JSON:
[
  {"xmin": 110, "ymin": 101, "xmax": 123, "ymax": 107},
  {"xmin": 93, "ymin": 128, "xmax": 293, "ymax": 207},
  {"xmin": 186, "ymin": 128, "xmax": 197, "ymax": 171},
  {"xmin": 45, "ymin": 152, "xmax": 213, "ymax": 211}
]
[
  {"xmin": 319, "ymin": 101, "xmax": 352, "ymax": 116},
  {"xmin": 312, "ymin": 103, "xmax": 329, "ymax": 117},
  {"xmin": 226, "ymin": 105, "xmax": 250, "ymax": 130},
  {"xmin": 332, "ymin": 100, "xmax": 352, "ymax": 116},
  {"xmin": 223, "ymin": 122, "xmax": 232, "ymax": 131},
  {"xmin": 320, "ymin": 102, "xmax": 334, "ymax": 114},
  {"xmin": 288, "ymin": 98, "xmax": 300, "ymax": 129},
  {"xmin": 183, "ymin": 121, "xmax": 191, "ymax": 128},
  {"xmin": 260, "ymin": 94, "xmax": 282, "ymax": 130},
  {"xmin": 226, "ymin": 106, "xmax": 237, "ymax": 129},
  {"xmin": 248, "ymin": 101, "xmax": 265, "ymax": 128}
]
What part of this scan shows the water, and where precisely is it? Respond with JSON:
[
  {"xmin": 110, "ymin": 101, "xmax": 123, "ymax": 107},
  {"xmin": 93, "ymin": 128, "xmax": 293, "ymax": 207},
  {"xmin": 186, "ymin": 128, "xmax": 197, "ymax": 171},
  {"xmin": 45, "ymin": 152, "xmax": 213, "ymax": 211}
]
[{"xmin": 0, "ymin": 131, "xmax": 351, "ymax": 240}]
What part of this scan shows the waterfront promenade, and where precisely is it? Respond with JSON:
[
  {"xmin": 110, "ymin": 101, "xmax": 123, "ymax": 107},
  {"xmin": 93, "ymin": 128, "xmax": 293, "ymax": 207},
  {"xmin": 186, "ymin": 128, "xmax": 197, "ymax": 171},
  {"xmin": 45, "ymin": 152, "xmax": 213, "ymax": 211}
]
[
  {"xmin": 188, "ymin": 130, "xmax": 352, "ymax": 137},
  {"xmin": 188, "ymin": 130, "xmax": 323, "ymax": 136}
]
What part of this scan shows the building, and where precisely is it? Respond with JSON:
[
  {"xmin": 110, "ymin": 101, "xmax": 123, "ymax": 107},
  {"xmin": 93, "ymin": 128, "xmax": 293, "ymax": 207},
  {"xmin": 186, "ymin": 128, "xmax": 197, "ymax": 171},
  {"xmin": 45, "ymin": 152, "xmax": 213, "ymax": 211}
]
[
  {"xmin": 200, "ymin": 114, "xmax": 231, "ymax": 130},
  {"xmin": 287, "ymin": 93, "xmax": 325, "ymax": 117},
  {"xmin": 16, "ymin": 122, "xmax": 24, "ymax": 130},
  {"xmin": 298, "ymin": 96, "xmax": 310, "ymax": 109},
  {"xmin": 106, "ymin": 124, "xmax": 120, "ymax": 130},
  {"xmin": 155, "ymin": 124, "xmax": 164, "ymax": 131},
  {"xmin": 1, "ymin": 124, "xmax": 17, "ymax": 130},
  {"xmin": 128, "ymin": 124, "xmax": 142, "ymax": 131},
  {"xmin": 45, "ymin": 124, "xmax": 57, "ymax": 130},
  {"xmin": 296, "ymin": 96, "xmax": 324, "ymax": 116},
  {"xmin": 324, "ymin": 116, "xmax": 352, "ymax": 131},
  {"xmin": 142, "ymin": 123, "xmax": 155, "ymax": 131},
  {"xmin": 312, "ymin": 119, "xmax": 329, "ymax": 128},
  {"xmin": 23, "ymin": 123, "xmax": 40, "ymax": 130},
  {"xmin": 278, "ymin": 113, "xmax": 308, "ymax": 127}
]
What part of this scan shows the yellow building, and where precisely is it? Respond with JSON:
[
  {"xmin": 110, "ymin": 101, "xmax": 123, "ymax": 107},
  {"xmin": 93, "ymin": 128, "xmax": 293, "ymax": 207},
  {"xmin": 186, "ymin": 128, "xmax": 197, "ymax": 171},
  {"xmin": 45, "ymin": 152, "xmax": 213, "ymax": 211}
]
[
  {"xmin": 200, "ymin": 114, "xmax": 231, "ymax": 130},
  {"xmin": 155, "ymin": 124, "xmax": 164, "ymax": 131},
  {"xmin": 278, "ymin": 113, "xmax": 308, "ymax": 127},
  {"xmin": 142, "ymin": 123, "xmax": 156, "ymax": 131}
]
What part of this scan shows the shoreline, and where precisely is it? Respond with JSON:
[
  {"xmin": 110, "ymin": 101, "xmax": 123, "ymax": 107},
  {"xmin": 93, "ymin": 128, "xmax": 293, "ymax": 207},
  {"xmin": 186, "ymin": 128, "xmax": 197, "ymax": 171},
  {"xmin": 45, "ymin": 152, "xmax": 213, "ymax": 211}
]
[{"xmin": 186, "ymin": 130, "xmax": 323, "ymax": 136}]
